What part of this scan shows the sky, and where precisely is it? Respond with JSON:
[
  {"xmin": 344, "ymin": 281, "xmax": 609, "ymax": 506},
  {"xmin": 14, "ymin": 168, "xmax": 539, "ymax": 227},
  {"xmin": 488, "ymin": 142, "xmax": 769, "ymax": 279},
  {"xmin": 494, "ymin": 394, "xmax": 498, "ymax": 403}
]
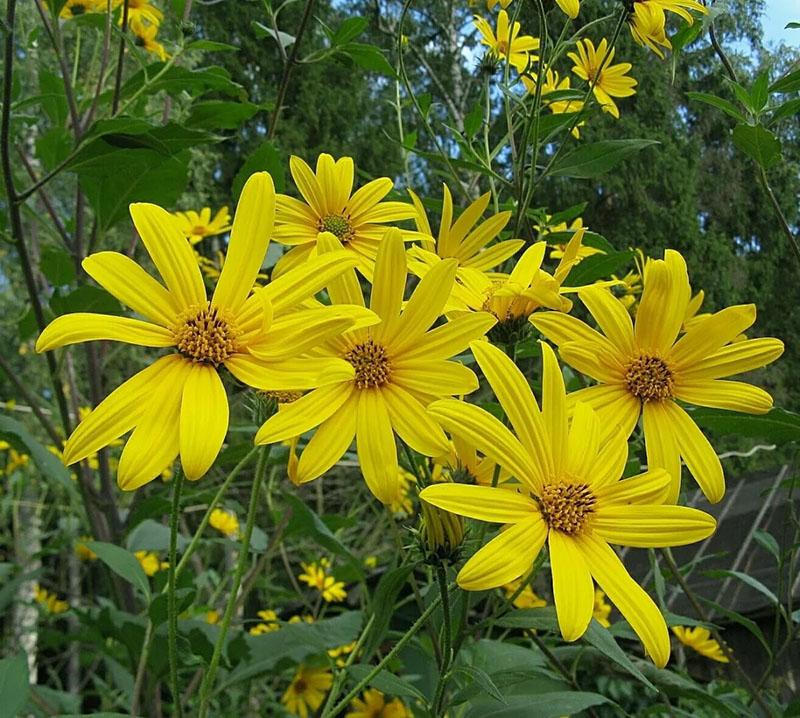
[{"xmin": 761, "ymin": 0, "xmax": 799, "ymax": 46}]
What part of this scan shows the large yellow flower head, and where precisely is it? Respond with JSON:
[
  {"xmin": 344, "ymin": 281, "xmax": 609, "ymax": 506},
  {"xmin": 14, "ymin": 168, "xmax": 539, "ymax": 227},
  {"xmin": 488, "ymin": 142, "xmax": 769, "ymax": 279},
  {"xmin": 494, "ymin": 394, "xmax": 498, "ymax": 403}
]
[
  {"xmin": 346, "ymin": 689, "xmax": 411, "ymax": 718},
  {"xmin": 114, "ymin": 0, "xmax": 163, "ymax": 27},
  {"xmin": 420, "ymin": 341, "xmax": 717, "ymax": 667},
  {"xmin": 255, "ymin": 230, "xmax": 496, "ymax": 504},
  {"xmin": 173, "ymin": 206, "xmax": 232, "ymax": 245},
  {"xmin": 36, "ymin": 173, "xmax": 361, "ymax": 490},
  {"xmin": 282, "ymin": 665, "xmax": 333, "ymax": 718},
  {"xmin": 473, "ymin": 11, "xmax": 540, "ymax": 73},
  {"xmin": 407, "ymin": 183, "xmax": 523, "ymax": 311},
  {"xmin": 568, "ymin": 38, "xmax": 637, "ymax": 119},
  {"xmin": 273, "ymin": 154, "xmax": 417, "ymax": 278},
  {"xmin": 132, "ymin": 18, "xmax": 168, "ymax": 61},
  {"xmin": 672, "ymin": 625, "xmax": 729, "ymax": 663},
  {"xmin": 60, "ymin": 0, "xmax": 105, "ymax": 18},
  {"xmin": 532, "ymin": 249, "xmax": 784, "ymax": 503}
]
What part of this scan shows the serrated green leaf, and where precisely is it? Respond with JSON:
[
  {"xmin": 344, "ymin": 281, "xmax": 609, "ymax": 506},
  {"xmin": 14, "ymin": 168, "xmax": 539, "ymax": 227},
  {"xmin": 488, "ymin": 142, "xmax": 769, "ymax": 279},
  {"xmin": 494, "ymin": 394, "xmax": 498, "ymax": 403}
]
[
  {"xmin": 688, "ymin": 406, "xmax": 800, "ymax": 444},
  {"xmin": 339, "ymin": 43, "xmax": 397, "ymax": 79}
]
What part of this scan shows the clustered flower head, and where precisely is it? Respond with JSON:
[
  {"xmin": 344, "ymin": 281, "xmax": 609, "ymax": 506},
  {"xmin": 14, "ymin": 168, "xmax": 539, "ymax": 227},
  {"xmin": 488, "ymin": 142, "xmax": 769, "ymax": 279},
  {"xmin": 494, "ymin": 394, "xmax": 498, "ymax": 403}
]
[{"xmin": 298, "ymin": 559, "xmax": 348, "ymax": 603}]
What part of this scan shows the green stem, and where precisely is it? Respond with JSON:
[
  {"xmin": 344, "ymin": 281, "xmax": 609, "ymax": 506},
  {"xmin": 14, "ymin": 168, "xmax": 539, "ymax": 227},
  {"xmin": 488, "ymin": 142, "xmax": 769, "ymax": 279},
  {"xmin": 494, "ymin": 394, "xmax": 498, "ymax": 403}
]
[
  {"xmin": 431, "ymin": 565, "xmax": 452, "ymax": 716},
  {"xmin": 168, "ymin": 468, "xmax": 185, "ymax": 718},
  {"xmin": 321, "ymin": 586, "xmax": 450, "ymax": 718},
  {"xmin": 319, "ymin": 614, "xmax": 376, "ymax": 716},
  {"xmin": 198, "ymin": 445, "xmax": 271, "ymax": 717},
  {"xmin": 130, "ymin": 620, "xmax": 152, "ymax": 716},
  {"xmin": 483, "ymin": 74, "xmax": 499, "ymax": 213}
]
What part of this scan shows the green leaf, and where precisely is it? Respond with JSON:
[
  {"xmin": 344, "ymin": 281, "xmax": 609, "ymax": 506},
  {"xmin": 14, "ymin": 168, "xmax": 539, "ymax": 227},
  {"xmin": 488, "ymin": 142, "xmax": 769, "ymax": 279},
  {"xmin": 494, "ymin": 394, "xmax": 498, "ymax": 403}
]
[
  {"xmin": 729, "ymin": 82, "xmax": 755, "ymax": 113},
  {"xmin": 465, "ymin": 691, "xmax": 608, "ymax": 718},
  {"xmin": 251, "ymin": 21, "xmax": 295, "ymax": 49},
  {"xmin": 453, "ymin": 665, "xmax": 506, "ymax": 704},
  {"xmin": 670, "ymin": 19, "xmax": 703, "ymax": 53},
  {"xmin": 732, "ymin": 123, "xmax": 782, "ymax": 169},
  {"xmin": 753, "ymin": 529, "xmax": 781, "ymax": 562},
  {"xmin": 232, "ymin": 139, "xmax": 285, "ymax": 199},
  {"xmin": 36, "ymin": 127, "xmax": 73, "ymax": 172},
  {"xmin": 185, "ymin": 40, "xmax": 239, "ymax": 52},
  {"xmin": 548, "ymin": 140, "xmax": 659, "ymax": 179},
  {"xmin": 186, "ymin": 101, "xmax": 260, "ymax": 130},
  {"xmin": 769, "ymin": 69, "xmax": 800, "ymax": 94},
  {"xmin": 339, "ymin": 43, "xmax": 397, "ymax": 79},
  {"xmin": 0, "ymin": 653, "xmax": 29, "ymax": 718},
  {"xmin": 333, "ymin": 17, "xmax": 368, "ymax": 45},
  {"xmin": 86, "ymin": 541, "xmax": 151, "ymax": 601},
  {"xmin": 115, "ymin": 64, "xmax": 246, "ymax": 103},
  {"xmin": 688, "ymin": 406, "xmax": 800, "ymax": 444},
  {"xmin": 786, "ymin": 22, "xmax": 800, "ymax": 30},
  {"xmin": 495, "ymin": 607, "xmax": 558, "ymax": 631},
  {"xmin": 546, "ymin": 230, "xmax": 614, "ymax": 254},
  {"xmin": 564, "ymin": 250, "xmax": 634, "ymax": 287},
  {"xmin": 697, "ymin": 596, "xmax": 771, "ymax": 657},
  {"xmin": 704, "ymin": 569, "xmax": 779, "ymax": 605},
  {"xmin": 347, "ymin": 665, "xmax": 426, "ymax": 701},
  {"xmin": 149, "ymin": 588, "xmax": 195, "ymax": 627},
  {"xmin": 38, "ymin": 69, "xmax": 68, "ymax": 125},
  {"xmin": 464, "ymin": 102, "xmax": 484, "ymax": 138},
  {"xmin": 361, "ymin": 563, "xmax": 416, "ymax": 661},
  {"xmin": 50, "ymin": 285, "xmax": 123, "ymax": 317},
  {"xmin": 127, "ymin": 519, "xmax": 189, "ymax": 553},
  {"xmin": 768, "ymin": 98, "xmax": 800, "ymax": 126},
  {"xmin": 40, "ymin": 246, "xmax": 77, "ymax": 286},
  {"xmin": 583, "ymin": 619, "xmax": 656, "ymax": 690},
  {"xmin": 750, "ymin": 72, "xmax": 770, "ymax": 112},
  {"xmin": 685, "ymin": 92, "xmax": 746, "ymax": 122}
]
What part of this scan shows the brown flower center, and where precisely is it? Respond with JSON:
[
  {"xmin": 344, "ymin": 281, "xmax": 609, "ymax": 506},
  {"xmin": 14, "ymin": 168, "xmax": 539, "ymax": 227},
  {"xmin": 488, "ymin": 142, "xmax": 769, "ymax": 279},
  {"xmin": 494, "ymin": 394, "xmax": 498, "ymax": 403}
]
[
  {"xmin": 294, "ymin": 678, "xmax": 307, "ymax": 693},
  {"xmin": 174, "ymin": 303, "xmax": 237, "ymax": 365},
  {"xmin": 344, "ymin": 339, "xmax": 391, "ymax": 389},
  {"xmin": 496, "ymin": 39, "xmax": 509, "ymax": 55},
  {"xmin": 261, "ymin": 390, "xmax": 303, "ymax": 405},
  {"xmin": 318, "ymin": 213, "xmax": 355, "ymax": 243},
  {"xmin": 625, "ymin": 354, "xmax": 673, "ymax": 402},
  {"xmin": 538, "ymin": 483, "xmax": 596, "ymax": 535}
]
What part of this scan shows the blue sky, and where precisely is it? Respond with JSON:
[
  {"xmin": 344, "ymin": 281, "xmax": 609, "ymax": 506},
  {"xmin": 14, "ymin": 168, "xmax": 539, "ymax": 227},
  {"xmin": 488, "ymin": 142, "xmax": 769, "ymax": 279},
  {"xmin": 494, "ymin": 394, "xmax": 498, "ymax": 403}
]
[{"xmin": 761, "ymin": 0, "xmax": 799, "ymax": 46}]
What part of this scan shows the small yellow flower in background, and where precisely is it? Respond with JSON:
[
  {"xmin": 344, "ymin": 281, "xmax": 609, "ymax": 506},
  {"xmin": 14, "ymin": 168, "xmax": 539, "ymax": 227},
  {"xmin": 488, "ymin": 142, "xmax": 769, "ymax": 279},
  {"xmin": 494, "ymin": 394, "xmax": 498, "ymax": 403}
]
[
  {"xmin": 36, "ymin": 173, "xmax": 362, "ymax": 491},
  {"xmin": 196, "ymin": 249, "xmax": 226, "ymax": 281},
  {"xmin": 298, "ymin": 561, "xmax": 348, "ymax": 603},
  {"xmin": 132, "ymin": 19, "xmax": 168, "ymax": 60},
  {"xmin": 114, "ymin": 0, "xmax": 163, "ymax": 27},
  {"xmin": 364, "ymin": 555, "xmax": 378, "ymax": 569},
  {"xmin": 555, "ymin": 0, "xmax": 579, "ymax": 20},
  {"xmin": 35, "ymin": 585, "xmax": 69, "ymax": 614},
  {"xmin": 523, "ymin": 70, "xmax": 586, "ymax": 139},
  {"xmin": 390, "ymin": 467, "xmax": 416, "ymax": 515},
  {"xmin": 672, "ymin": 625, "xmax": 729, "ymax": 663},
  {"xmin": 282, "ymin": 665, "xmax": 333, "ymax": 718},
  {"xmin": 420, "ymin": 340, "xmax": 717, "ymax": 667},
  {"xmin": 60, "ymin": 0, "xmax": 105, "ymax": 18},
  {"xmin": 0, "ymin": 440, "xmax": 29, "ymax": 475},
  {"xmin": 288, "ymin": 614, "xmax": 316, "ymax": 624},
  {"xmin": 486, "ymin": 0, "xmax": 512, "ymax": 10},
  {"xmin": 612, "ymin": 267, "xmax": 643, "ymax": 312},
  {"xmin": 569, "ymin": 38, "xmax": 637, "ymax": 118},
  {"xmin": 249, "ymin": 609, "xmax": 280, "ymax": 635},
  {"xmin": 74, "ymin": 537, "xmax": 97, "ymax": 561},
  {"xmin": 473, "ymin": 10, "xmax": 540, "ymax": 73},
  {"xmin": 629, "ymin": 0, "xmax": 707, "ymax": 58},
  {"xmin": 209, "ymin": 507, "xmax": 239, "ymax": 538},
  {"xmin": 328, "ymin": 641, "xmax": 357, "ymax": 667},
  {"xmin": 533, "ymin": 249, "xmax": 785, "ymax": 503},
  {"xmin": 503, "ymin": 579, "xmax": 547, "ymax": 609},
  {"xmin": 272, "ymin": 153, "xmax": 417, "ymax": 278},
  {"xmin": 593, "ymin": 589, "xmax": 612, "ymax": 627},
  {"xmin": 173, "ymin": 207, "xmax": 232, "ymax": 245},
  {"xmin": 136, "ymin": 550, "xmax": 168, "ymax": 577},
  {"xmin": 205, "ymin": 610, "xmax": 220, "ymax": 625},
  {"xmin": 346, "ymin": 688, "xmax": 411, "ymax": 718}
]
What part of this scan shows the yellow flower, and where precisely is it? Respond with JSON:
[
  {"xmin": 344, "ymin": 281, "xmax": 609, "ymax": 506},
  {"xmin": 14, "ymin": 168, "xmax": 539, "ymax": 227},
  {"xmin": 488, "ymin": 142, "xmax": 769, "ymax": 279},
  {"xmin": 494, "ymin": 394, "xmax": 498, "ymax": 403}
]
[
  {"xmin": 435, "ymin": 436, "xmax": 506, "ymax": 486},
  {"xmin": 288, "ymin": 614, "xmax": 315, "ymax": 624},
  {"xmin": 346, "ymin": 689, "xmax": 411, "ymax": 718},
  {"xmin": 486, "ymin": 0, "xmax": 512, "ymax": 10},
  {"xmin": 136, "ymin": 550, "xmax": 167, "ymax": 577},
  {"xmin": 672, "ymin": 625, "xmax": 729, "ymax": 663},
  {"xmin": 503, "ymin": 579, "xmax": 547, "ymax": 609},
  {"xmin": 391, "ymin": 467, "xmax": 416, "ymax": 515},
  {"xmin": 683, "ymin": 289, "xmax": 745, "ymax": 342},
  {"xmin": 36, "ymin": 173, "xmax": 362, "ymax": 491},
  {"xmin": 523, "ymin": 70, "xmax": 586, "ymax": 139},
  {"xmin": 173, "ymin": 207, "xmax": 232, "ymax": 245},
  {"xmin": 249, "ymin": 609, "xmax": 280, "ymax": 635},
  {"xmin": 273, "ymin": 154, "xmax": 416, "ymax": 278},
  {"xmin": 612, "ymin": 267, "xmax": 643, "ymax": 312},
  {"xmin": 35, "ymin": 585, "xmax": 70, "ymax": 614},
  {"xmin": 60, "ymin": 0, "xmax": 105, "ymax": 18},
  {"xmin": 593, "ymin": 588, "xmax": 612, "ymax": 627},
  {"xmin": 114, "ymin": 0, "xmax": 163, "ymax": 27},
  {"xmin": 473, "ymin": 10, "xmax": 540, "ymax": 73},
  {"xmin": 328, "ymin": 641, "xmax": 357, "ymax": 667},
  {"xmin": 407, "ymin": 184, "xmax": 523, "ymax": 311},
  {"xmin": 255, "ymin": 231, "xmax": 495, "ymax": 504},
  {"xmin": 568, "ymin": 38, "xmax": 637, "ymax": 119},
  {"xmin": 420, "ymin": 478, "xmax": 465, "ymax": 562},
  {"xmin": 282, "ymin": 665, "xmax": 333, "ymax": 718},
  {"xmin": 298, "ymin": 561, "xmax": 348, "ymax": 603},
  {"xmin": 74, "ymin": 537, "xmax": 97, "ymax": 561},
  {"xmin": 555, "ymin": 0, "xmax": 579, "ymax": 20},
  {"xmin": 420, "ymin": 340, "xmax": 717, "ymax": 667},
  {"xmin": 205, "ymin": 610, "xmax": 220, "ymax": 625},
  {"xmin": 209, "ymin": 508, "xmax": 239, "ymax": 538},
  {"xmin": 532, "ymin": 249, "xmax": 784, "ymax": 503},
  {"xmin": 0, "ymin": 440, "xmax": 29, "ymax": 475},
  {"xmin": 132, "ymin": 18, "xmax": 168, "ymax": 61},
  {"xmin": 628, "ymin": 2, "xmax": 671, "ymax": 58},
  {"xmin": 364, "ymin": 555, "xmax": 378, "ymax": 569}
]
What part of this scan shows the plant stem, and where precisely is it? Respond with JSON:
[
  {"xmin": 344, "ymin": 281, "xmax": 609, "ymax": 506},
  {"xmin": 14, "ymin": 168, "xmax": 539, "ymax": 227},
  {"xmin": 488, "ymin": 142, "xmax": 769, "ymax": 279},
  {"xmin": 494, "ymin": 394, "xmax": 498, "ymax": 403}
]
[
  {"xmin": 168, "ymin": 468, "xmax": 185, "ymax": 718},
  {"xmin": 112, "ymin": 0, "xmax": 131, "ymax": 113},
  {"xmin": 130, "ymin": 620, "xmax": 152, "ymax": 716},
  {"xmin": 431, "ymin": 565, "xmax": 452, "ymax": 716},
  {"xmin": 319, "ymin": 614, "xmax": 376, "ymax": 716},
  {"xmin": 198, "ymin": 445, "xmax": 271, "ymax": 717},
  {"xmin": 757, "ymin": 167, "xmax": 800, "ymax": 265}
]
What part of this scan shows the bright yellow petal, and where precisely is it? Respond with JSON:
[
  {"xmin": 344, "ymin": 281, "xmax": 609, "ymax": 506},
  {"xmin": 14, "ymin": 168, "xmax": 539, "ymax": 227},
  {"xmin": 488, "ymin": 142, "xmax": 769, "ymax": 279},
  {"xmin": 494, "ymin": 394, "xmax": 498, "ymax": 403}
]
[
  {"xmin": 634, "ymin": 251, "xmax": 690, "ymax": 354},
  {"xmin": 457, "ymin": 516, "xmax": 547, "ymax": 590},
  {"xmin": 369, "ymin": 229, "xmax": 406, "ymax": 333},
  {"xmin": 559, "ymin": 341, "xmax": 626, "ymax": 384},
  {"xmin": 594, "ymin": 469, "xmax": 671, "ymax": 505},
  {"xmin": 563, "ymin": 402, "xmax": 600, "ymax": 480},
  {"xmin": 356, "ymin": 390, "xmax": 398, "ymax": 504},
  {"xmin": 295, "ymin": 394, "xmax": 358, "ymax": 483},
  {"xmin": 531, "ymin": 313, "xmax": 623, "ymax": 363},
  {"xmin": 642, "ymin": 401, "xmax": 682, "ymax": 503},
  {"xmin": 317, "ymin": 232, "xmax": 365, "ymax": 307},
  {"xmin": 668, "ymin": 304, "xmax": 756, "ymax": 370},
  {"xmin": 289, "ymin": 155, "xmax": 325, "ymax": 215},
  {"xmin": 540, "ymin": 342, "xmax": 568, "ymax": 476},
  {"xmin": 129, "ymin": 203, "xmax": 206, "ymax": 310},
  {"xmin": 577, "ymin": 533, "xmax": 670, "ymax": 667},
  {"xmin": 590, "ymin": 427, "xmax": 630, "ymax": 489},
  {"xmin": 179, "ymin": 364, "xmax": 229, "ymax": 480},
  {"xmin": 382, "ymin": 384, "xmax": 450, "ymax": 456},
  {"xmin": 391, "ymin": 360, "xmax": 478, "ymax": 397},
  {"xmin": 674, "ymin": 379, "xmax": 774, "ymax": 414},
  {"xmin": 345, "ymin": 177, "xmax": 393, "ymax": 220},
  {"xmin": 213, "ymin": 172, "xmax": 275, "ymax": 315},
  {"xmin": 579, "ymin": 287, "xmax": 635, "ymax": 357},
  {"xmin": 680, "ymin": 338, "xmax": 784, "ymax": 381},
  {"xmin": 249, "ymin": 309, "xmax": 360, "ymax": 360},
  {"xmin": 82, "ymin": 251, "xmax": 179, "ymax": 327},
  {"xmin": 567, "ymin": 385, "xmax": 641, "ymax": 440},
  {"xmin": 399, "ymin": 313, "xmax": 496, "ymax": 361},
  {"xmin": 592, "ymin": 505, "xmax": 716, "ymax": 547},
  {"xmin": 36, "ymin": 314, "xmax": 175, "ymax": 352},
  {"xmin": 225, "ymin": 354, "xmax": 353, "ymax": 391},
  {"xmin": 419, "ymin": 483, "xmax": 538, "ymax": 523},
  {"xmin": 549, "ymin": 530, "xmax": 594, "ymax": 641}
]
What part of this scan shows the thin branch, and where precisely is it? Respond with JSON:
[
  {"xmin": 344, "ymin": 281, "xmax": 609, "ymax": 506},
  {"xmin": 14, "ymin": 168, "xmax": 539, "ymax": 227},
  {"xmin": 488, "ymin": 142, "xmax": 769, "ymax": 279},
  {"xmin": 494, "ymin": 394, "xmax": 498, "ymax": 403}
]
[
  {"xmin": 0, "ymin": 353, "xmax": 63, "ymax": 446},
  {"xmin": 17, "ymin": 149, "xmax": 73, "ymax": 249},
  {"xmin": 82, "ymin": 0, "xmax": 115, "ymax": 132},
  {"xmin": 112, "ymin": 0, "xmax": 131, "ymax": 113}
]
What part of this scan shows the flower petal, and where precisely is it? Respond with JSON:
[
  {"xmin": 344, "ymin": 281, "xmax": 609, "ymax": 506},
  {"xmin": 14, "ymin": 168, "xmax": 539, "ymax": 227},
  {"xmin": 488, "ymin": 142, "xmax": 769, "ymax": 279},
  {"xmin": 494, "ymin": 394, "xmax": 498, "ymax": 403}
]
[
  {"xmin": 398, "ymin": 313, "xmax": 496, "ymax": 361},
  {"xmin": 179, "ymin": 364, "xmax": 229, "ymax": 480},
  {"xmin": 579, "ymin": 286, "xmax": 635, "ymax": 356},
  {"xmin": 559, "ymin": 341, "xmax": 626, "ymax": 384},
  {"xmin": 225, "ymin": 354, "xmax": 353, "ymax": 391},
  {"xmin": 317, "ymin": 233, "xmax": 365, "ymax": 307},
  {"xmin": 680, "ymin": 338, "xmax": 785, "ymax": 381},
  {"xmin": 674, "ymin": 379, "xmax": 774, "ymax": 415},
  {"xmin": 249, "ymin": 309, "xmax": 361, "ymax": 360},
  {"xmin": 382, "ymin": 384, "xmax": 450, "ymax": 456},
  {"xmin": 420, "ymin": 483, "xmax": 538, "ymax": 523},
  {"xmin": 541, "ymin": 342, "xmax": 568, "ymax": 475},
  {"xmin": 531, "ymin": 312, "xmax": 623, "ymax": 363},
  {"xmin": 345, "ymin": 177, "xmax": 393, "ymax": 220},
  {"xmin": 590, "ymin": 427, "xmax": 630, "ymax": 489},
  {"xmin": 36, "ymin": 314, "xmax": 175, "ymax": 352},
  {"xmin": 567, "ymin": 385, "xmax": 641, "ymax": 440},
  {"xmin": 669, "ymin": 304, "xmax": 756, "ymax": 369},
  {"xmin": 289, "ymin": 155, "xmax": 325, "ymax": 215},
  {"xmin": 549, "ymin": 530, "xmax": 594, "ymax": 642},
  {"xmin": 356, "ymin": 389, "xmax": 398, "ymax": 504},
  {"xmin": 391, "ymin": 359, "xmax": 479, "ymax": 397},
  {"xmin": 634, "ymin": 251, "xmax": 690, "ymax": 354},
  {"xmin": 563, "ymin": 401, "xmax": 601, "ymax": 480},
  {"xmin": 295, "ymin": 394, "xmax": 358, "ymax": 483},
  {"xmin": 369, "ymin": 229, "xmax": 407, "ymax": 333},
  {"xmin": 642, "ymin": 401, "xmax": 682, "ymax": 504},
  {"xmin": 594, "ymin": 469, "xmax": 671, "ymax": 505},
  {"xmin": 592, "ymin": 504, "xmax": 716, "ymax": 547}
]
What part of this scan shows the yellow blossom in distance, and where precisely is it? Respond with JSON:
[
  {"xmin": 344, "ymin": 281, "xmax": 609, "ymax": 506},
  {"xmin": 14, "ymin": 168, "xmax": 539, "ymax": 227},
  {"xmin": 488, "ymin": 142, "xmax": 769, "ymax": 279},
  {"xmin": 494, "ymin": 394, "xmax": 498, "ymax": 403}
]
[
  {"xmin": 74, "ymin": 537, "xmax": 97, "ymax": 561},
  {"xmin": 487, "ymin": 0, "xmax": 512, "ymax": 10},
  {"xmin": 272, "ymin": 153, "xmax": 417, "ymax": 278},
  {"xmin": 328, "ymin": 641, "xmax": 357, "ymax": 668},
  {"xmin": 593, "ymin": 589, "xmax": 612, "ymax": 627},
  {"xmin": 569, "ymin": 38, "xmax": 637, "ymax": 118},
  {"xmin": 35, "ymin": 173, "xmax": 363, "ymax": 491},
  {"xmin": 0, "ymin": 440, "xmax": 29, "ymax": 475},
  {"xmin": 60, "ymin": 0, "xmax": 105, "ymax": 18},
  {"xmin": 503, "ymin": 579, "xmax": 547, "ymax": 609},
  {"xmin": 173, "ymin": 207, "xmax": 232, "ymax": 245},
  {"xmin": 255, "ymin": 230, "xmax": 495, "ymax": 504},
  {"xmin": 114, "ymin": 0, "xmax": 163, "ymax": 27},
  {"xmin": 419, "ymin": 340, "xmax": 717, "ymax": 666},
  {"xmin": 523, "ymin": 70, "xmax": 586, "ymax": 139},
  {"xmin": 249, "ymin": 609, "xmax": 280, "ymax": 635},
  {"xmin": 132, "ymin": 18, "xmax": 168, "ymax": 61},
  {"xmin": 209, "ymin": 508, "xmax": 239, "ymax": 538},
  {"xmin": 298, "ymin": 561, "xmax": 348, "ymax": 603},
  {"xmin": 205, "ymin": 610, "xmax": 220, "ymax": 625},
  {"xmin": 672, "ymin": 625, "xmax": 729, "ymax": 663},
  {"xmin": 136, "ymin": 550, "xmax": 168, "ymax": 577},
  {"xmin": 35, "ymin": 585, "xmax": 69, "ymax": 614},
  {"xmin": 346, "ymin": 688, "xmax": 411, "ymax": 718},
  {"xmin": 282, "ymin": 665, "xmax": 333, "ymax": 718},
  {"xmin": 532, "ymin": 249, "xmax": 784, "ymax": 503},
  {"xmin": 473, "ymin": 10, "xmax": 540, "ymax": 73},
  {"xmin": 629, "ymin": 1, "xmax": 708, "ymax": 58}
]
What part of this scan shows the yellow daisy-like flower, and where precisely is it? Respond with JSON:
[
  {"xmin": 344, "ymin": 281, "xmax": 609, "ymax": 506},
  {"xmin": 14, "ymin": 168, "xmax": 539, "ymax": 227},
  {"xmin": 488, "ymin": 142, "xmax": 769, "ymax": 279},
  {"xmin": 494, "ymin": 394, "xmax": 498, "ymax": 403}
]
[
  {"xmin": 407, "ymin": 184, "xmax": 523, "ymax": 311},
  {"xmin": 503, "ymin": 579, "xmax": 547, "ymax": 609},
  {"xmin": 523, "ymin": 70, "xmax": 586, "ymax": 139},
  {"xmin": 346, "ymin": 689, "xmax": 411, "ymax": 718},
  {"xmin": 255, "ymin": 231, "xmax": 495, "ymax": 503},
  {"xmin": 555, "ymin": 0, "xmax": 580, "ymax": 20},
  {"xmin": 486, "ymin": 0, "xmax": 512, "ymax": 10},
  {"xmin": 60, "ymin": 0, "xmax": 105, "ymax": 18},
  {"xmin": 420, "ymin": 340, "xmax": 717, "ymax": 667},
  {"xmin": 249, "ymin": 608, "xmax": 280, "ymax": 635},
  {"xmin": 74, "ymin": 537, "xmax": 97, "ymax": 561},
  {"xmin": 282, "ymin": 665, "xmax": 333, "ymax": 718},
  {"xmin": 205, "ymin": 610, "xmax": 220, "ymax": 625},
  {"xmin": 628, "ymin": 2, "xmax": 672, "ymax": 58},
  {"xmin": 473, "ymin": 10, "xmax": 540, "ymax": 73},
  {"xmin": 273, "ymin": 154, "xmax": 416, "ymax": 278},
  {"xmin": 672, "ymin": 625, "xmax": 729, "ymax": 663},
  {"xmin": 114, "ymin": 0, "xmax": 163, "ymax": 27},
  {"xmin": 288, "ymin": 614, "xmax": 315, "ymax": 624},
  {"xmin": 132, "ymin": 19, "xmax": 168, "ymax": 61},
  {"xmin": 298, "ymin": 561, "xmax": 348, "ymax": 603},
  {"xmin": 35, "ymin": 585, "xmax": 70, "ymax": 614},
  {"xmin": 209, "ymin": 507, "xmax": 239, "ymax": 538},
  {"xmin": 35, "ymin": 173, "xmax": 362, "ymax": 490},
  {"xmin": 532, "ymin": 250, "xmax": 784, "ymax": 503},
  {"xmin": 568, "ymin": 38, "xmax": 637, "ymax": 119},
  {"xmin": 391, "ymin": 467, "xmax": 417, "ymax": 515},
  {"xmin": 136, "ymin": 550, "xmax": 168, "ymax": 577},
  {"xmin": 173, "ymin": 207, "xmax": 232, "ymax": 245},
  {"xmin": 593, "ymin": 588, "xmax": 612, "ymax": 627}
]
